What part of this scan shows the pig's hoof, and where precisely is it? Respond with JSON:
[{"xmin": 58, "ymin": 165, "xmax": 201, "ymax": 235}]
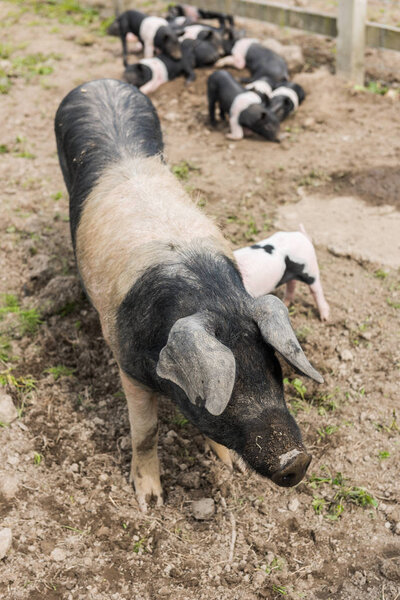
[
  {"xmin": 226, "ymin": 133, "xmax": 243, "ymax": 141},
  {"xmin": 319, "ymin": 305, "xmax": 330, "ymax": 321},
  {"xmin": 135, "ymin": 483, "xmax": 164, "ymax": 513}
]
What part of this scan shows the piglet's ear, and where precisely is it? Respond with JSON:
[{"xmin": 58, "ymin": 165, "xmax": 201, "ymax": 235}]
[
  {"xmin": 252, "ymin": 295, "xmax": 323, "ymax": 383},
  {"xmin": 156, "ymin": 313, "xmax": 236, "ymax": 415}
]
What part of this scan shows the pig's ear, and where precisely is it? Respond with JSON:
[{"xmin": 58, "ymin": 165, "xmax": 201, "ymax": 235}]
[
  {"xmin": 156, "ymin": 313, "xmax": 236, "ymax": 415},
  {"xmin": 253, "ymin": 295, "xmax": 324, "ymax": 383}
]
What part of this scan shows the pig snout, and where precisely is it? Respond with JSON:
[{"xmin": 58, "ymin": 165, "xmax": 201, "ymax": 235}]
[{"xmin": 271, "ymin": 450, "xmax": 311, "ymax": 487}]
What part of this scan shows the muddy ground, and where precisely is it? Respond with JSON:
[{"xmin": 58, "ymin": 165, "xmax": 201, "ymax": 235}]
[{"xmin": 0, "ymin": 1, "xmax": 399, "ymax": 599}]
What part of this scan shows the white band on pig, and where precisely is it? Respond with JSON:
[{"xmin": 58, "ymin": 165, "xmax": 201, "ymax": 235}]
[
  {"xmin": 179, "ymin": 24, "xmax": 207, "ymax": 41},
  {"xmin": 174, "ymin": 16, "xmax": 188, "ymax": 26},
  {"xmin": 271, "ymin": 86, "xmax": 299, "ymax": 110},
  {"xmin": 139, "ymin": 16, "xmax": 168, "ymax": 48},
  {"xmin": 140, "ymin": 58, "xmax": 169, "ymax": 86},
  {"xmin": 245, "ymin": 80, "xmax": 273, "ymax": 98},
  {"xmin": 229, "ymin": 91, "xmax": 261, "ymax": 139},
  {"xmin": 232, "ymin": 38, "xmax": 259, "ymax": 59}
]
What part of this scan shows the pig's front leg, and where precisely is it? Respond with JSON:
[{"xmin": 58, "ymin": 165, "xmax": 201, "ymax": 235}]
[
  {"xmin": 227, "ymin": 116, "xmax": 244, "ymax": 140},
  {"xmin": 215, "ymin": 55, "xmax": 237, "ymax": 68},
  {"xmin": 143, "ymin": 42, "xmax": 155, "ymax": 58},
  {"xmin": 205, "ymin": 437, "xmax": 233, "ymax": 469},
  {"xmin": 120, "ymin": 371, "xmax": 163, "ymax": 512}
]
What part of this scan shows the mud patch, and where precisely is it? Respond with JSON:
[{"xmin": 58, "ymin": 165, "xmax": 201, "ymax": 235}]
[{"xmin": 324, "ymin": 166, "xmax": 400, "ymax": 209}]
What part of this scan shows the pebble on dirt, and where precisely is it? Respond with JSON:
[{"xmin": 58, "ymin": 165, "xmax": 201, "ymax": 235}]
[
  {"xmin": 50, "ymin": 547, "xmax": 67, "ymax": 562},
  {"xmin": 191, "ymin": 498, "xmax": 215, "ymax": 520},
  {"xmin": 0, "ymin": 528, "xmax": 12, "ymax": 560},
  {"xmin": 0, "ymin": 393, "xmax": 18, "ymax": 425},
  {"xmin": 0, "ymin": 474, "xmax": 19, "ymax": 500}
]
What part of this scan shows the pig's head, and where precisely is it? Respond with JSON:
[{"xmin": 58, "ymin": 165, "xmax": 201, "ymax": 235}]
[
  {"xmin": 156, "ymin": 26, "xmax": 182, "ymax": 60},
  {"xmin": 124, "ymin": 64, "xmax": 152, "ymax": 89},
  {"xmin": 240, "ymin": 104, "xmax": 280, "ymax": 143},
  {"xmin": 156, "ymin": 294, "xmax": 322, "ymax": 487}
]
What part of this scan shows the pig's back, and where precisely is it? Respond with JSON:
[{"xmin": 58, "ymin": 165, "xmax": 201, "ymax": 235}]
[{"xmin": 54, "ymin": 78, "xmax": 163, "ymax": 248}]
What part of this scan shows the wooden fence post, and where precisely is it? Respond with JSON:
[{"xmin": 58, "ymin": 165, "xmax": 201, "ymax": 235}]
[{"xmin": 337, "ymin": 0, "xmax": 367, "ymax": 85}]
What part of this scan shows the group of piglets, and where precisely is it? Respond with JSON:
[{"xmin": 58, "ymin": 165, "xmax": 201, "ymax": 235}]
[{"xmin": 108, "ymin": 4, "xmax": 305, "ymax": 141}]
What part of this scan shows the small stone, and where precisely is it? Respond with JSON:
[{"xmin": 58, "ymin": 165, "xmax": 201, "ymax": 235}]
[
  {"xmin": 386, "ymin": 89, "xmax": 399, "ymax": 101},
  {"xmin": 303, "ymin": 117, "xmax": 316, "ymax": 129},
  {"xmin": 254, "ymin": 177, "xmax": 262, "ymax": 184},
  {"xmin": 394, "ymin": 522, "xmax": 400, "ymax": 535},
  {"xmin": 191, "ymin": 498, "xmax": 215, "ymax": 520},
  {"xmin": 0, "ymin": 474, "xmax": 19, "ymax": 500},
  {"xmin": 0, "ymin": 393, "xmax": 18, "ymax": 424},
  {"xmin": 0, "ymin": 528, "xmax": 12, "ymax": 559},
  {"xmin": 76, "ymin": 33, "xmax": 95, "ymax": 46},
  {"xmin": 50, "ymin": 548, "xmax": 67, "ymax": 562},
  {"xmin": 288, "ymin": 497, "xmax": 300, "ymax": 512},
  {"xmin": 164, "ymin": 112, "xmax": 178, "ymax": 123},
  {"xmin": 7, "ymin": 455, "xmax": 19, "ymax": 466},
  {"xmin": 385, "ymin": 521, "xmax": 392, "ymax": 529},
  {"xmin": 252, "ymin": 570, "xmax": 267, "ymax": 587},
  {"xmin": 339, "ymin": 349, "xmax": 353, "ymax": 362},
  {"xmin": 70, "ymin": 463, "xmax": 79, "ymax": 473}
]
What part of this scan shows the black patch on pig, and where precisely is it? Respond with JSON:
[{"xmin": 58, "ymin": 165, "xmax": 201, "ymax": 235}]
[
  {"xmin": 137, "ymin": 424, "xmax": 159, "ymax": 454},
  {"xmin": 277, "ymin": 256, "xmax": 315, "ymax": 287},
  {"xmin": 250, "ymin": 244, "xmax": 274, "ymax": 253},
  {"xmin": 54, "ymin": 79, "xmax": 163, "ymax": 250}
]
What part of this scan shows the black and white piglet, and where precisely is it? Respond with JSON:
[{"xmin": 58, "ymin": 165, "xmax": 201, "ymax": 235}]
[
  {"xmin": 247, "ymin": 79, "xmax": 305, "ymax": 121},
  {"xmin": 123, "ymin": 39, "xmax": 196, "ymax": 94},
  {"xmin": 208, "ymin": 70, "xmax": 280, "ymax": 141},
  {"xmin": 216, "ymin": 37, "xmax": 288, "ymax": 83},
  {"xmin": 115, "ymin": 10, "xmax": 182, "ymax": 65},
  {"xmin": 55, "ymin": 79, "xmax": 323, "ymax": 511},
  {"xmin": 167, "ymin": 3, "xmax": 234, "ymax": 29},
  {"xmin": 234, "ymin": 226, "xmax": 330, "ymax": 321}
]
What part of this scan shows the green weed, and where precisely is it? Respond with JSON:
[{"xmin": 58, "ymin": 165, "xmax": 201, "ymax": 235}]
[
  {"xmin": 309, "ymin": 468, "xmax": 377, "ymax": 520},
  {"xmin": 317, "ymin": 424, "xmax": 339, "ymax": 440},
  {"xmin": 0, "ymin": 294, "xmax": 41, "ymax": 335},
  {"xmin": 272, "ymin": 585, "xmax": 287, "ymax": 596},
  {"xmin": 244, "ymin": 217, "xmax": 259, "ymax": 241},
  {"xmin": 172, "ymin": 410, "xmax": 188, "ymax": 427},
  {"xmin": 44, "ymin": 365, "xmax": 76, "ymax": 380},
  {"xmin": 374, "ymin": 269, "xmax": 388, "ymax": 280},
  {"xmin": 354, "ymin": 81, "xmax": 388, "ymax": 95},
  {"xmin": 284, "ymin": 377, "xmax": 307, "ymax": 401},
  {"xmin": 377, "ymin": 450, "xmax": 390, "ymax": 460},
  {"xmin": 132, "ymin": 537, "xmax": 147, "ymax": 553},
  {"xmin": 171, "ymin": 160, "xmax": 200, "ymax": 181},
  {"xmin": 386, "ymin": 297, "xmax": 400, "ymax": 309},
  {"xmin": 374, "ymin": 410, "xmax": 399, "ymax": 434},
  {"xmin": 34, "ymin": 452, "xmax": 42, "ymax": 465}
]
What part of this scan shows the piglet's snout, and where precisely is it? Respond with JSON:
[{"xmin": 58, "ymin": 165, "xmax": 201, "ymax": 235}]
[{"xmin": 271, "ymin": 451, "xmax": 311, "ymax": 488}]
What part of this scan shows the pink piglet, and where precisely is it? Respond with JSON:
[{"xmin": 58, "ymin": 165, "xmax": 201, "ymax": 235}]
[{"xmin": 234, "ymin": 225, "xmax": 330, "ymax": 321}]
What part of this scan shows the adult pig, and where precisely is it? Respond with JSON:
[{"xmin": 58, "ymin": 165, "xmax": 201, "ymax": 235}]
[{"xmin": 54, "ymin": 79, "xmax": 323, "ymax": 511}]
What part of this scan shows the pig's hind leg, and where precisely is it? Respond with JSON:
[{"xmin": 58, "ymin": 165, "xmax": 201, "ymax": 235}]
[
  {"xmin": 284, "ymin": 279, "xmax": 297, "ymax": 306},
  {"xmin": 120, "ymin": 371, "xmax": 163, "ymax": 512}
]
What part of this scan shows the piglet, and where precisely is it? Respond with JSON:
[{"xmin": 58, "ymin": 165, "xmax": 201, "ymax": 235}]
[
  {"xmin": 55, "ymin": 79, "xmax": 323, "ymax": 511},
  {"xmin": 216, "ymin": 38, "xmax": 288, "ymax": 83},
  {"xmin": 207, "ymin": 70, "xmax": 280, "ymax": 141},
  {"xmin": 234, "ymin": 226, "xmax": 330, "ymax": 320},
  {"xmin": 124, "ymin": 38, "xmax": 196, "ymax": 94},
  {"xmin": 116, "ymin": 10, "xmax": 182, "ymax": 66}
]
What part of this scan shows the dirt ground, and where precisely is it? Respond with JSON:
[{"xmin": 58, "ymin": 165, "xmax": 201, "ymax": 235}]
[{"xmin": 0, "ymin": 1, "xmax": 400, "ymax": 599}]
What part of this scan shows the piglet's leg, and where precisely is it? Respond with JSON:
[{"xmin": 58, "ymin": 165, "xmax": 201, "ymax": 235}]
[
  {"xmin": 143, "ymin": 43, "xmax": 154, "ymax": 58},
  {"xmin": 284, "ymin": 279, "xmax": 297, "ymax": 306},
  {"xmin": 227, "ymin": 116, "xmax": 244, "ymax": 140},
  {"xmin": 310, "ymin": 280, "xmax": 330, "ymax": 321},
  {"xmin": 205, "ymin": 437, "xmax": 233, "ymax": 469},
  {"xmin": 120, "ymin": 371, "xmax": 163, "ymax": 512},
  {"xmin": 140, "ymin": 79, "xmax": 162, "ymax": 95},
  {"xmin": 215, "ymin": 55, "xmax": 236, "ymax": 68}
]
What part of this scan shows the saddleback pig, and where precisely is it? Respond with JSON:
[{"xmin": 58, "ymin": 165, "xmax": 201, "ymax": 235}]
[
  {"xmin": 115, "ymin": 10, "xmax": 182, "ymax": 65},
  {"xmin": 216, "ymin": 37, "xmax": 289, "ymax": 83},
  {"xmin": 234, "ymin": 226, "xmax": 330, "ymax": 321},
  {"xmin": 55, "ymin": 79, "xmax": 323, "ymax": 511},
  {"xmin": 167, "ymin": 3, "xmax": 234, "ymax": 29},
  {"xmin": 247, "ymin": 79, "xmax": 305, "ymax": 121},
  {"xmin": 123, "ymin": 39, "xmax": 196, "ymax": 94},
  {"xmin": 207, "ymin": 70, "xmax": 280, "ymax": 141}
]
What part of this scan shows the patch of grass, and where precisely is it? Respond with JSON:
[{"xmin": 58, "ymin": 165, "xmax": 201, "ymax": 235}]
[
  {"xmin": 374, "ymin": 269, "xmax": 388, "ymax": 280},
  {"xmin": 374, "ymin": 410, "xmax": 399, "ymax": 434},
  {"xmin": 244, "ymin": 217, "xmax": 259, "ymax": 242},
  {"xmin": 272, "ymin": 585, "xmax": 288, "ymax": 596},
  {"xmin": 0, "ymin": 144, "xmax": 10, "ymax": 153},
  {"xmin": 0, "ymin": 71, "xmax": 12, "ymax": 94},
  {"xmin": 386, "ymin": 297, "xmax": 400, "ymax": 309},
  {"xmin": 377, "ymin": 450, "xmax": 390, "ymax": 460},
  {"xmin": 44, "ymin": 365, "xmax": 76, "ymax": 380},
  {"xmin": 171, "ymin": 410, "xmax": 188, "ymax": 428},
  {"xmin": 264, "ymin": 556, "xmax": 285, "ymax": 575},
  {"xmin": 10, "ymin": 52, "xmax": 59, "ymax": 80},
  {"xmin": 98, "ymin": 15, "xmax": 115, "ymax": 36},
  {"xmin": 295, "ymin": 325, "xmax": 311, "ymax": 343},
  {"xmin": 6, "ymin": 0, "xmax": 100, "ymax": 26},
  {"xmin": 0, "ymin": 43, "xmax": 13, "ymax": 59},
  {"xmin": 51, "ymin": 191, "xmax": 63, "ymax": 201},
  {"xmin": 0, "ymin": 294, "xmax": 42, "ymax": 335},
  {"xmin": 34, "ymin": 452, "xmax": 42, "ymax": 465},
  {"xmin": 309, "ymin": 468, "xmax": 378, "ymax": 521},
  {"xmin": 317, "ymin": 424, "xmax": 339, "ymax": 440},
  {"xmin": 132, "ymin": 537, "xmax": 147, "ymax": 553},
  {"xmin": 298, "ymin": 169, "xmax": 331, "ymax": 187},
  {"xmin": 284, "ymin": 377, "xmax": 307, "ymax": 401},
  {"xmin": 171, "ymin": 160, "xmax": 200, "ymax": 181},
  {"xmin": 354, "ymin": 81, "xmax": 388, "ymax": 95}
]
